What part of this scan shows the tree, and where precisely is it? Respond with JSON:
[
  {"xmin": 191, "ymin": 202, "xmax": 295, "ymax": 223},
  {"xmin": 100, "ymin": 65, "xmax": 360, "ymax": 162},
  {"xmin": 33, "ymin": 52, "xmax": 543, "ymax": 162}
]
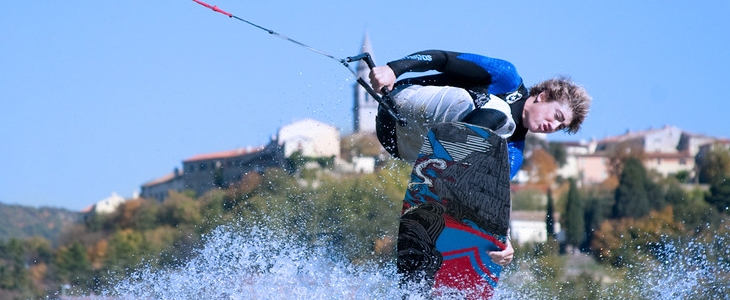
[
  {"xmin": 161, "ymin": 191, "xmax": 202, "ymax": 226},
  {"xmin": 129, "ymin": 199, "xmax": 161, "ymax": 231},
  {"xmin": 547, "ymin": 142, "xmax": 568, "ymax": 167},
  {"xmin": 104, "ymin": 229, "xmax": 145, "ymax": 273},
  {"xmin": 606, "ymin": 141, "xmax": 645, "ymax": 178},
  {"xmin": 666, "ymin": 179, "xmax": 723, "ymax": 231},
  {"xmin": 591, "ymin": 207, "xmax": 684, "ymax": 267},
  {"xmin": 52, "ymin": 242, "xmax": 93, "ymax": 288},
  {"xmin": 564, "ymin": 178, "xmax": 585, "ymax": 250},
  {"xmin": 525, "ymin": 148, "xmax": 558, "ymax": 185},
  {"xmin": 545, "ymin": 188, "xmax": 556, "ymax": 239},
  {"xmin": 23, "ymin": 236, "xmax": 52, "ymax": 267},
  {"xmin": 583, "ymin": 189, "xmax": 614, "ymax": 249},
  {"xmin": 706, "ymin": 175, "xmax": 730, "ymax": 213},
  {"xmin": 0, "ymin": 239, "xmax": 32, "ymax": 291},
  {"xmin": 524, "ymin": 133, "xmax": 549, "ymax": 154},
  {"xmin": 697, "ymin": 144, "xmax": 730, "ymax": 184},
  {"xmin": 340, "ymin": 132, "xmax": 383, "ymax": 160},
  {"xmin": 612, "ymin": 157, "xmax": 650, "ymax": 219}
]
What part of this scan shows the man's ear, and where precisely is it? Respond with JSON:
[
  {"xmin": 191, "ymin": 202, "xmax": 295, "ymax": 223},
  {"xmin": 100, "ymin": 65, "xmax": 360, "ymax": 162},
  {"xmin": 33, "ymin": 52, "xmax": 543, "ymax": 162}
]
[{"xmin": 535, "ymin": 91, "xmax": 546, "ymax": 103}]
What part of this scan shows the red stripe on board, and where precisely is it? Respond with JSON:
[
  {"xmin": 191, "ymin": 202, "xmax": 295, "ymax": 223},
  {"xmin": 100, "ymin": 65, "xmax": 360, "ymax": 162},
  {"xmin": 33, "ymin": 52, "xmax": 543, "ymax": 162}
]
[
  {"xmin": 443, "ymin": 215, "xmax": 507, "ymax": 250},
  {"xmin": 442, "ymin": 246, "xmax": 500, "ymax": 282}
]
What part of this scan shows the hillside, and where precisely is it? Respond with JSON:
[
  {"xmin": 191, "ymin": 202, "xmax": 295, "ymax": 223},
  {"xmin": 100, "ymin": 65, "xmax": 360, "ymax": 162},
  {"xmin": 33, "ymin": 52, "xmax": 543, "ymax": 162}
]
[{"xmin": 0, "ymin": 202, "xmax": 81, "ymax": 245}]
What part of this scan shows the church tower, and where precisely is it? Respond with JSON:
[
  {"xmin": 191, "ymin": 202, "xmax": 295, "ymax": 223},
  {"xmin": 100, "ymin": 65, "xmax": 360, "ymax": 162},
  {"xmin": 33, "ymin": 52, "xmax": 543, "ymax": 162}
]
[{"xmin": 353, "ymin": 33, "xmax": 379, "ymax": 133}]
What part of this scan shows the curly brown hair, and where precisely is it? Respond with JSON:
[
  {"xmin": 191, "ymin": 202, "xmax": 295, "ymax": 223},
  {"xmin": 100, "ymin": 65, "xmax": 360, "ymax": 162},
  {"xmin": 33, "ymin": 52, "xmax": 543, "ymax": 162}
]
[{"xmin": 529, "ymin": 76, "xmax": 592, "ymax": 134}]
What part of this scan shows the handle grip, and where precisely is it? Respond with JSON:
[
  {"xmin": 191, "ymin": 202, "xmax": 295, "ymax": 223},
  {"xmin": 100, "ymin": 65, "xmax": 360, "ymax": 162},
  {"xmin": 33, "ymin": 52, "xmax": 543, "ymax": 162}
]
[{"xmin": 347, "ymin": 52, "xmax": 406, "ymax": 126}]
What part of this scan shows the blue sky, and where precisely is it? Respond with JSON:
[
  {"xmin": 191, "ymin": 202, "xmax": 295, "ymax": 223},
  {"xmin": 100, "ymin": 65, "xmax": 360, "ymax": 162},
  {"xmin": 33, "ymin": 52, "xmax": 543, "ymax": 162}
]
[{"xmin": 1, "ymin": 1, "xmax": 728, "ymax": 210}]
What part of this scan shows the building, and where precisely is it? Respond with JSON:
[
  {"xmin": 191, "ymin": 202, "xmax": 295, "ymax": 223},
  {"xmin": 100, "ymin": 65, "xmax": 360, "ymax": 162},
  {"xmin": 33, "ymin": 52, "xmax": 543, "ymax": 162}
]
[
  {"xmin": 140, "ymin": 140, "xmax": 286, "ymax": 201},
  {"xmin": 92, "ymin": 192, "xmax": 126, "ymax": 214},
  {"xmin": 555, "ymin": 125, "xmax": 722, "ymax": 185},
  {"xmin": 141, "ymin": 118, "xmax": 344, "ymax": 202},
  {"xmin": 278, "ymin": 118, "xmax": 340, "ymax": 159},
  {"xmin": 182, "ymin": 141, "xmax": 286, "ymax": 197},
  {"xmin": 352, "ymin": 33, "xmax": 379, "ymax": 134},
  {"xmin": 510, "ymin": 210, "xmax": 561, "ymax": 245},
  {"xmin": 138, "ymin": 169, "xmax": 185, "ymax": 203}
]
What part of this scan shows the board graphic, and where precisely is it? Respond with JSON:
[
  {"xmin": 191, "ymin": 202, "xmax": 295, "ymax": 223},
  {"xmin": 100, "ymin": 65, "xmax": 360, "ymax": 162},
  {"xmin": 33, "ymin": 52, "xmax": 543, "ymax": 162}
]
[{"xmin": 396, "ymin": 122, "xmax": 511, "ymax": 299}]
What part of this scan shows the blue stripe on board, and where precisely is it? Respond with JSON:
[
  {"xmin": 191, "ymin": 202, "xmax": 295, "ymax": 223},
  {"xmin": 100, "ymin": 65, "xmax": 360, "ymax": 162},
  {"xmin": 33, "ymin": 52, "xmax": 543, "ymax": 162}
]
[
  {"xmin": 437, "ymin": 226, "xmax": 502, "ymax": 287},
  {"xmin": 464, "ymin": 123, "xmax": 493, "ymax": 139},
  {"xmin": 428, "ymin": 130, "xmax": 452, "ymax": 160}
]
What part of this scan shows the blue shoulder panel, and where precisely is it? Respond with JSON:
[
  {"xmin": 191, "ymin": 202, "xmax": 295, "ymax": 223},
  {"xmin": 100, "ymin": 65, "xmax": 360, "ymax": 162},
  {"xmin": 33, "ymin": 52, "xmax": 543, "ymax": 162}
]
[{"xmin": 456, "ymin": 53, "xmax": 522, "ymax": 95}]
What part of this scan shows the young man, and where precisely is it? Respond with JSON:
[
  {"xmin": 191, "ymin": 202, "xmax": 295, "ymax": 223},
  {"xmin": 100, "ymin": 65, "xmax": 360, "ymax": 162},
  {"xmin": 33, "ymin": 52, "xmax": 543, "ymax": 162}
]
[{"xmin": 370, "ymin": 50, "xmax": 591, "ymax": 267}]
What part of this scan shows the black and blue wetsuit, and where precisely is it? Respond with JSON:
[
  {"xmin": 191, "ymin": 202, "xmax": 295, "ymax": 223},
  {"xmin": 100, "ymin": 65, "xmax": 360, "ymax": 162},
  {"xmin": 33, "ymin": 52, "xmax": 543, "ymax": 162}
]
[{"xmin": 376, "ymin": 50, "xmax": 528, "ymax": 177}]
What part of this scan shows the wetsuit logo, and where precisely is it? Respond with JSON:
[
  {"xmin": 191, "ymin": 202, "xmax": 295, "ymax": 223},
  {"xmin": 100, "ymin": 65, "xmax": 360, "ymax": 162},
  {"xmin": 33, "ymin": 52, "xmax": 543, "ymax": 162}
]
[
  {"xmin": 404, "ymin": 54, "xmax": 432, "ymax": 62},
  {"xmin": 504, "ymin": 90, "xmax": 523, "ymax": 103}
]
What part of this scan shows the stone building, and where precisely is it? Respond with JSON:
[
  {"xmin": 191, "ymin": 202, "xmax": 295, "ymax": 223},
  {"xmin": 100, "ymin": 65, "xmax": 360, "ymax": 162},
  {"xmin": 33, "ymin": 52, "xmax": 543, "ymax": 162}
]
[
  {"xmin": 278, "ymin": 118, "xmax": 340, "ymax": 159},
  {"xmin": 140, "ymin": 140, "xmax": 285, "ymax": 201},
  {"xmin": 555, "ymin": 125, "xmax": 722, "ymax": 185}
]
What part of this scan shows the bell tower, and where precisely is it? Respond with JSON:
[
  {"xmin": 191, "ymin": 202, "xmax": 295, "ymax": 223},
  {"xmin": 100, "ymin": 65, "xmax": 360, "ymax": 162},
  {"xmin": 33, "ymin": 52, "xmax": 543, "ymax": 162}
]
[{"xmin": 353, "ymin": 33, "xmax": 378, "ymax": 133}]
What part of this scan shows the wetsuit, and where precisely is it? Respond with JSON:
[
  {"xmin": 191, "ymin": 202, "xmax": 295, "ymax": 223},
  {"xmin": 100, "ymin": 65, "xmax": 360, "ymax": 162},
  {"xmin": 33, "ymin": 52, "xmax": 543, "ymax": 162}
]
[{"xmin": 375, "ymin": 50, "xmax": 528, "ymax": 177}]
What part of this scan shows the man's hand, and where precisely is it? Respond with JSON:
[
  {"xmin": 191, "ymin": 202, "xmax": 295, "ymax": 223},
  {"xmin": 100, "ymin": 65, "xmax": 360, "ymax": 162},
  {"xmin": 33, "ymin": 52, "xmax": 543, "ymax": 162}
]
[
  {"xmin": 368, "ymin": 65, "xmax": 397, "ymax": 93},
  {"xmin": 488, "ymin": 238, "xmax": 514, "ymax": 266}
]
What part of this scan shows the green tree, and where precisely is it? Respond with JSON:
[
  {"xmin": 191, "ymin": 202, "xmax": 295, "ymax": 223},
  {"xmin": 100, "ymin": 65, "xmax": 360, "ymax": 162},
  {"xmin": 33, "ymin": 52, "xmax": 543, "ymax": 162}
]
[
  {"xmin": 667, "ymin": 180, "xmax": 723, "ymax": 232},
  {"xmin": 697, "ymin": 144, "xmax": 730, "ymax": 184},
  {"xmin": 546, "ymin": 188, "xmax": 556, "ymax": 239},
  {"xmin": 612, "ymin": 157, "xmax": 650, "ymax": 219},
  {"xmin": 512, "ymin": 188, "xmax": 546, "ymax": 211},
  {"xmin": 524, "ymin": 134, "xmax": 549, "ymax": 154},
  {"xmin": 564, "ymin": 178, "xmax": 585, "ymax": 249},
  {"xmin": 286, "ymin": 150, "xmax": 307, "ymax": 172},
  {"xmin": 129, "ymin": 198, "xmax": 161, "ymax": 231},
  {"xmin": 161, "ymin": 191, "xmax": 202, "ymax": 226},
  {"xmin": 583, "ymin": 189, "xmax": 614, "ymax": 249},
  {"xmin": 104, "ymin": 229, "xmax": 145, "ymax": 275},
  {"xmin": 706, "ymin": 175, "xmax": 730, "ymax": 213},
  {"xmin": 52, "ymin": 242, "xmax": 93, "ymax": 289},
  {"xmin": 0, "ymin": 239, "xmax": 32, "ymax": 291},
  {"xmin": 547, "ymin": 142, "xmax": 568, "ymax": 167},
  {"xmin": 591, "ymin": 207, "xmax": 684, "ymax": 267},
  {"xmin": 646, "ymin": 172, "xmax": 667, "ymax": 211},
  {"xmin": 23, "ymin": 236, "xmax": 53, "ymax": 266},
  {"xmin": 606, "ymin": 141, "xmax": 645, "ymax": 178}
]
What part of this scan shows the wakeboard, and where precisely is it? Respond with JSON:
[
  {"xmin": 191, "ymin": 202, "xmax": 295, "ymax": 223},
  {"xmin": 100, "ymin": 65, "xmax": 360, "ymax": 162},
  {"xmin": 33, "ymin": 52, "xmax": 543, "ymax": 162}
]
[{"xmin": 396, "ymin": 122, "xmax": 511, "ymax": 299}]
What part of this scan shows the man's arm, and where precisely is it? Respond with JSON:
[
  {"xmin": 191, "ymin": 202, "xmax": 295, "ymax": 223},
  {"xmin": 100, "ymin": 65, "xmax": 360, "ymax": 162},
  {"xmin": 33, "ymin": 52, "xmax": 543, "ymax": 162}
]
[
  {"xmin": 385, "ymin": 50, "xmax": 522, "ymax": 93},
  {"xmin": 507, "ymin": 140, "xmax": 525, "ymax": 179},
  {"xmin": 386, "ymin": 50, "xmax": 493, "ymax": 81}
]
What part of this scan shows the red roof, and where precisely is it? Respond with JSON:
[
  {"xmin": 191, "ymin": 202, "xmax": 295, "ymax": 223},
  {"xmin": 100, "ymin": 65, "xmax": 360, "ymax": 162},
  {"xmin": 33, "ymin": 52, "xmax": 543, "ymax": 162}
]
[
  {"xmin": 80, "ymin": 204, "xmax": 94, "ymax": 214},
  {"xmin": 643, "ymin": 151, "xmax": 692, "ymax": 159},
  {"xmin": 183, "ymin": 147, "xmax": 263, "ymax": 163},
  {"xmin": 141, "ymin": 171, "xmax": 180, "ymax": 187}
]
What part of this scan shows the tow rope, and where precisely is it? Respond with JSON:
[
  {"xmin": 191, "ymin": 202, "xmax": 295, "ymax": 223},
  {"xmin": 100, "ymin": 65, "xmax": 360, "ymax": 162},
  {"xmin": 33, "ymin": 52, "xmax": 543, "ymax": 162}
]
[{"xmin": 192, "ymin": 0, "xmax": 405, "ymax": 126}]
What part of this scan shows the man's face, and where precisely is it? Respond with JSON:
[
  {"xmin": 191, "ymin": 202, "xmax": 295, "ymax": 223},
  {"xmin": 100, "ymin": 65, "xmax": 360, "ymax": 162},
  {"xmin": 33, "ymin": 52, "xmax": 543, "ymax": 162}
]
[{"xmin": 524, "ymin": 92, "xmax": 573, "ymax": 134}]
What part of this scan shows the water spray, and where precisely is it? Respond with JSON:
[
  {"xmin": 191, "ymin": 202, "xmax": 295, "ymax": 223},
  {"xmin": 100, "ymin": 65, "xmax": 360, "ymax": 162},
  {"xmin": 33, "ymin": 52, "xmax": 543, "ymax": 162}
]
[{"xmin": 191, "ymin": 0, "xmax": 406, "ymax": 126}]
